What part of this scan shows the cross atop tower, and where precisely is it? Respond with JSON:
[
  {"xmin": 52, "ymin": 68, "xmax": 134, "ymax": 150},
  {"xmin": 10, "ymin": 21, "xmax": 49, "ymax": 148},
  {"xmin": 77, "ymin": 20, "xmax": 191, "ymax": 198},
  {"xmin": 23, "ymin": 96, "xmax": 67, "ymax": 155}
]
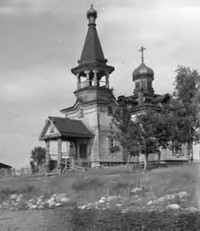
[{"xmin": 139, "ymin": 46, "xmax": 146, "ymax": 63}]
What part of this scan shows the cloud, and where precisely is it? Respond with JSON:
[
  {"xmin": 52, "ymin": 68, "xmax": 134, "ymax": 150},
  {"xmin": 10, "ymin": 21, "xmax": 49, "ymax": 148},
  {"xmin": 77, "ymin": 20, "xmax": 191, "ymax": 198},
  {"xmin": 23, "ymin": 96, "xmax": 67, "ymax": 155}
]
[
  {"xmin": 0, "ymin": 65, "xmax": 75, "ymax": 106},
  {"xmin": 0, "ymin": 0, "xmax": 89, "ymax": 15},
  {"xmin": 1, "ymin": 0, "xmax": 200, "ymax": 16},
  {"xmin": 0, "ymin": 64, "xmax": 76, "ymax": 169},
  {"xmin": 0, "ymin": 0, "xmax": 63, "ymax": 15},
  {"xmin": 1, "ymin": 0, "xmax": 200, "ymax": 168},
  {"xmin": 96, "ymin": 1, "xmax": 200, "ymax": 100},
  {"xmin": 0, "ymin": 0, "xmax": 54, "ymax": 9}
]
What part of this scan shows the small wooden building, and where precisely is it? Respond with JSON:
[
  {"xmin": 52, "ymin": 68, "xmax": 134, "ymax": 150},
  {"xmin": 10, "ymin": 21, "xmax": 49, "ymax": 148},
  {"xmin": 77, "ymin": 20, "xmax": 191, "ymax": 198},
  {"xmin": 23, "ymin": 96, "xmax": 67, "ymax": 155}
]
[
  {"xmin": 0, "ymin": 162, "xmax": 12, "ymax": 177},
  {"xmin": 0, "ymin": 162, "xmax": 11, "ymax": 169}
]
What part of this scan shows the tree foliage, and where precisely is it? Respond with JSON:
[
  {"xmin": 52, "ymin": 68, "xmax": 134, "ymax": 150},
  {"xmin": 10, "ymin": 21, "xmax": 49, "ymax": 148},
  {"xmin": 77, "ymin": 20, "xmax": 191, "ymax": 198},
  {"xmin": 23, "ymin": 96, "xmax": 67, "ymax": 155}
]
[
  {"xmin": 172, "ymin": 66, "xmax": 200, "ymax": 160},
  {"xmin": 112, "ymin": 100, "xmax": 141, "ymax": 159},
  {"xmin": 136, "ymin": 109, "xmax": 172, "ymax": 170},
  {"xmin": 30, "ymin": 146, "xmax": 46, "ymax": 173},
  {"xmin": 113, "ymin": 99, "xmax": 172, "ymax": 171},
  {"xmin": 113, "ymin": 65, "xmax": 200, "ymax": 168}
]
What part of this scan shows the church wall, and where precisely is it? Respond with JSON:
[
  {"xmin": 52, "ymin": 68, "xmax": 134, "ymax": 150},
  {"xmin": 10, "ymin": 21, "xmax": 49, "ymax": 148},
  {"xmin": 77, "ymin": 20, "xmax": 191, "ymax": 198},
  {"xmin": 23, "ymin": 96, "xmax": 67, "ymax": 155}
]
[
  {"xmin": 160, "ymin": 148, "xmax": 188, "ymax": 161},
  {"xmin": 98, "ymin": 106, "xmax": 124, "ymax": 163},
  {"xmin": 98, "ymin": 131, "xmax": 123, "ymax": 162},
  {"xmin": 65, "ymin": 104, "xmax": 99, "ymax": 131},
  {"xmin": 131, "ymin": 153, "xmax": 159, "ymax": 162},
  {"xmin": 99, "ymin": 108, "xmax": 112, "ymax": 127},
  {"xmin": 63, "ymin": 101, "xmax": 192, "ymax": 165},
  {"xmin": 123, "ymin": 148, "xmax": 189, "ymax": 164},
  {"xmin": 76, "ymin": 88, "xmax": 113, "ymax": 103},
  {"xmin": 74, "ymin": 139, "xmax": 92, "ymax": 165},
  {"xmin": 63, "ymin": 103, "xmax": 108, "ymax": 163},
  {"xmin": 65, "ymin": 105, "xmax": 100, "ymax": 163},
  {"xmin": 193, "ymin": 143, "xmax": 200, "ymax": 161},
  {"xmin": 160, "ymin": 143, "xmax": 200, "ymax": 162},
  {"xmin": 63, "ymin": 102, "xmax": 124, "ymax": 164}
]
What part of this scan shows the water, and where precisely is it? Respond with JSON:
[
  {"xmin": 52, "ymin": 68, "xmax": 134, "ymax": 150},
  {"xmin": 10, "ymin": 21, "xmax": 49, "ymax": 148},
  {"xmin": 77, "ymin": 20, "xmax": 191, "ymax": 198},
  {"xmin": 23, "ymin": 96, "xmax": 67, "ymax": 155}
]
[{"xmin": 1, "ymin": 209, "xmax": 200, "ymax": 231}]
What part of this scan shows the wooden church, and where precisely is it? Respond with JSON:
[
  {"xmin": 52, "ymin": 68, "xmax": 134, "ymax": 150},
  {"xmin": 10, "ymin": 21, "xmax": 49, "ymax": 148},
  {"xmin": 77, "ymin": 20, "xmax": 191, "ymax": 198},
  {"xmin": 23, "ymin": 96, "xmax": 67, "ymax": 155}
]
[{"xmin": 39, "ymin": 5, "xmax": 188, "ymax": 173}]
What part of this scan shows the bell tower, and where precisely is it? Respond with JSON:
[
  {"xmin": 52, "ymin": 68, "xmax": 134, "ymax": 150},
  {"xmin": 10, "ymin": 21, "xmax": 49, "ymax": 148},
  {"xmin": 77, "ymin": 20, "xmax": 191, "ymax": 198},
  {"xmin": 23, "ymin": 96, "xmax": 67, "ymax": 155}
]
[
  {"xmin": 61, "ymin": 5, "xmax": 122, "ymax": 167},
  {"xmin": 71, "ymin": 5, "xmax": 115, "ymax": 103}
]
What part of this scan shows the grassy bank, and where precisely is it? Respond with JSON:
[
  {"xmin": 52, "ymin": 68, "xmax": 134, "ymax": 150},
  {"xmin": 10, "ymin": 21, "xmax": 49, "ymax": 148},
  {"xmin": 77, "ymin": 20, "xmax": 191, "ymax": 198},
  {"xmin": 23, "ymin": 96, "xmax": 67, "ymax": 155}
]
[
  {"xmin": 0, "ymin": 163, "xmax": 199, "ymax": 208},
  {"xmin": 69, "ymin": 209, "xmax": 200, "ymax": 231}
]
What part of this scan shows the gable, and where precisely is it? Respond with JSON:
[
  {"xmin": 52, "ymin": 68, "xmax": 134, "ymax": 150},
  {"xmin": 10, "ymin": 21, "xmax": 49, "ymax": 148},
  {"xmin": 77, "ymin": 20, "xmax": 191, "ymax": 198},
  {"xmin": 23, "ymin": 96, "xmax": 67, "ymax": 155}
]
[
  {"xmin": 39, "ymin": 119, "xmax": 61, "ymax": 140},
  {"xmin": 39, "ymin": 117, "xmax": 94, "ymax": 141},
  {"xmin": 46, "ymin": 122, "xmax": 60, "ymax": 136}
]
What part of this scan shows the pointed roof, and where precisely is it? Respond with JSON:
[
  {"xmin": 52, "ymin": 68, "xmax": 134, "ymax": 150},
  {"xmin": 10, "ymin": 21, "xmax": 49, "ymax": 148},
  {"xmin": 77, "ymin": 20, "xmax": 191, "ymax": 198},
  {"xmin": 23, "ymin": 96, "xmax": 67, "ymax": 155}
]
[
  {"xmin": 78, "ymin": 5, "xmax": 107, "ymax": 65},
  {"xmin": 78, "ymin": 24, "xmax": 107, "ymax": 65},
  {"xmin": 71, "ymin": 5, "xmax": 114, "ymax": 76}
]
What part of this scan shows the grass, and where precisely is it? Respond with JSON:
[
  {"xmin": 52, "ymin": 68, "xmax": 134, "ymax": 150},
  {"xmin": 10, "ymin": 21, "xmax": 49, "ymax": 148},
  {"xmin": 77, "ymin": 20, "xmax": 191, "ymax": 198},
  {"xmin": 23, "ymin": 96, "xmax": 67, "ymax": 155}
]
[
  {"xmin": 0, "ymin": 185, "xmax": 38, "ymax": 202},
  {"xmin": 0, "ymin": 163, "xmax": 199, "ymax": 206}
]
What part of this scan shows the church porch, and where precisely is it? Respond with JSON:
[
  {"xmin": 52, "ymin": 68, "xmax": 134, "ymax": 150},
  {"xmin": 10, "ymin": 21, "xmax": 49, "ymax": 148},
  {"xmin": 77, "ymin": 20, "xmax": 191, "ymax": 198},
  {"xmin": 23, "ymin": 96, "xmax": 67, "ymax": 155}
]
[
  {"xmin": 39, "ymin": 116, "xmax": 94, "ymax": 174},
  {"xmin": 44, "ymin": 137, "xmax": 92, "ymax": 174}
]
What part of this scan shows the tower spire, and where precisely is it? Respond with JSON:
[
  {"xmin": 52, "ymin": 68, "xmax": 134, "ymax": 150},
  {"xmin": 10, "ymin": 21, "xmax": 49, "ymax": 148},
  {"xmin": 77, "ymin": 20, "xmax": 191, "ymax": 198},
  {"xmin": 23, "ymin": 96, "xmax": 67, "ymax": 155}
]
[
  {"xmin": 139, "ymin": 46, "xmax": 146, "ymax": 63},
  {"xmin": 71, "ymin": 5, "xmax": 114, "ymax": 78},
  {"xmin": 76, "ymin": 4, "xmax": 107, "ymax": 66},
  {"xmin": 71, "ymin": 5, "xmax": 115, "ymax": 104}
]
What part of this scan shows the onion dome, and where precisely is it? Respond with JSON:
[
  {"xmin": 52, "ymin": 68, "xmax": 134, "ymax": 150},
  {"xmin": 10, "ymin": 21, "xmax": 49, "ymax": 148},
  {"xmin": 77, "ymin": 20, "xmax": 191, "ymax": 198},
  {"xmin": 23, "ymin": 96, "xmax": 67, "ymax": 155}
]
[
  {"xmin": 87, "ymin": 5, "xmax": 97, "ymax": 25},
  {"xmin": 132, "ymin": 62, "xmax": 154, "ymax": 81}
]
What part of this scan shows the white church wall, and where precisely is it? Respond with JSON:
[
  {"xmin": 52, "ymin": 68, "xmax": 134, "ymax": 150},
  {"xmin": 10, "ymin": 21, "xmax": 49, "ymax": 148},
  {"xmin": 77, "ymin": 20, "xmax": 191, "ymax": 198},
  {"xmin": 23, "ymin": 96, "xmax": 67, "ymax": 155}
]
[{"xmin": 193, "ymin": 143, "xmax": 200, "ymax": 161}]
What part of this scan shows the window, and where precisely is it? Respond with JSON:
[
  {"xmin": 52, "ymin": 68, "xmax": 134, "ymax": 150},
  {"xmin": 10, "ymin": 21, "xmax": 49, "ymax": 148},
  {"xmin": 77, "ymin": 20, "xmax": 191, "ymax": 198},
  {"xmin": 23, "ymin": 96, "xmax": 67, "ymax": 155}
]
[
  {"xmin": 108, "ymin": 106, "xmax": 113, "ymax": 115},
  {"xmin": 78, "ymin": 108, "xmax": 84, "ymax": 118},
  {"xmin": 141, "ymin": 80, "xmax": 147, "ymax": 89},
  {"xmin": 147, "ymin": 80, "xmax": 152, "ymax": 89},
  {"xmin": 109, "ymin": 138, "xmax": 114, "ymax": 148},
  {"xmin": 135, "ymin": 82, "xmax": 140, "ymax": 89},
  {"xmin": 109, "ymin": 137, "xmax": 120, "ymax": 153}
]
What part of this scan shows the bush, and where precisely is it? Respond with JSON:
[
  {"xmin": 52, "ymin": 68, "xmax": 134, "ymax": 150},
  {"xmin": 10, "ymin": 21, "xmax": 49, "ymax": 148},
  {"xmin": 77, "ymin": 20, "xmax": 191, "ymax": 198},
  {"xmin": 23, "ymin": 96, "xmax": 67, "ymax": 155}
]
[
  {"xmin": 72, "ymin": 176, "xmax": 104, "ymax": 192},
  {"xmin": 108, "ymin": 181, "xmax": 133, "ymax": 196}
]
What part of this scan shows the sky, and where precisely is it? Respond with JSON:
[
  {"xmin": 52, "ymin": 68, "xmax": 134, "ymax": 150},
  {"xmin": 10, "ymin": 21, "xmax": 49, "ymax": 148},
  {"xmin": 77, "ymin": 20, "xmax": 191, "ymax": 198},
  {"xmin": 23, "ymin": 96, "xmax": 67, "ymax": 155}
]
[{"xmin": 1, "ymin": 0, "xmax": 200, "ymax": 169}]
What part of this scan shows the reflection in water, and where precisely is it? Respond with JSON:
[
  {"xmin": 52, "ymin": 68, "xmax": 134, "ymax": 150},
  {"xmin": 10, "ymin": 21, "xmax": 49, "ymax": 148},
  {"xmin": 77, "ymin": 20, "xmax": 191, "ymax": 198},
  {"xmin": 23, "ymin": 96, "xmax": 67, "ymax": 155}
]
[{"xmin": 1, "ymin": 209, "xmax": 200, "ymax": 231}]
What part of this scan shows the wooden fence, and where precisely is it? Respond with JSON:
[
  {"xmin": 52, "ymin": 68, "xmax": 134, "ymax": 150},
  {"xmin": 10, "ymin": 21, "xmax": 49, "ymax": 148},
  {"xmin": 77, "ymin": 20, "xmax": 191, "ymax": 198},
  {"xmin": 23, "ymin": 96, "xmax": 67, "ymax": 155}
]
[{"xmin": 0, "ymin": 167, "xmax": 32, "ymax": 177}]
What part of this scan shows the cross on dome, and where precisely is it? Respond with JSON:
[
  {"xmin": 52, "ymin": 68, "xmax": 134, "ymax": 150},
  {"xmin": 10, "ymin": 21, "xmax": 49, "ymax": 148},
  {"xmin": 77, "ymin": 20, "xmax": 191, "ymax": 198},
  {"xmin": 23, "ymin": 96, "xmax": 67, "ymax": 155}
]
[{"xmin": 139, "ymin": 46, "xmax": 146, "ymax": 63}]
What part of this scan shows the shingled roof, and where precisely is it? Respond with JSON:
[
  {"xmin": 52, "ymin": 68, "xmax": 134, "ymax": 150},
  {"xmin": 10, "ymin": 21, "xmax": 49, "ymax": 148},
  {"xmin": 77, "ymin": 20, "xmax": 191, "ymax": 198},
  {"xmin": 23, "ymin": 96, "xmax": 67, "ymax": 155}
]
[
  {"xmin": 78, "ymin": 20, "xmax": 107, "ymax": 65},
  {"xmin": 151, "ymin": 94, "xmax": 171, "ymax": 104},
  {"xmin": 40, "ymin": 117, "xmax": 94, "ymax": 140}
]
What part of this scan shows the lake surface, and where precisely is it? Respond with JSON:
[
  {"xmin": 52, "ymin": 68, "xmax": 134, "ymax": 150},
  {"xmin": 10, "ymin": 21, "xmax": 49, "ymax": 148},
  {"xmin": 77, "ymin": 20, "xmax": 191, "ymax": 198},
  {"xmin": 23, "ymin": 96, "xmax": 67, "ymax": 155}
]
[{"xmin": 1, "ymin": 209, "xmax": 200, "ymax": 231}]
